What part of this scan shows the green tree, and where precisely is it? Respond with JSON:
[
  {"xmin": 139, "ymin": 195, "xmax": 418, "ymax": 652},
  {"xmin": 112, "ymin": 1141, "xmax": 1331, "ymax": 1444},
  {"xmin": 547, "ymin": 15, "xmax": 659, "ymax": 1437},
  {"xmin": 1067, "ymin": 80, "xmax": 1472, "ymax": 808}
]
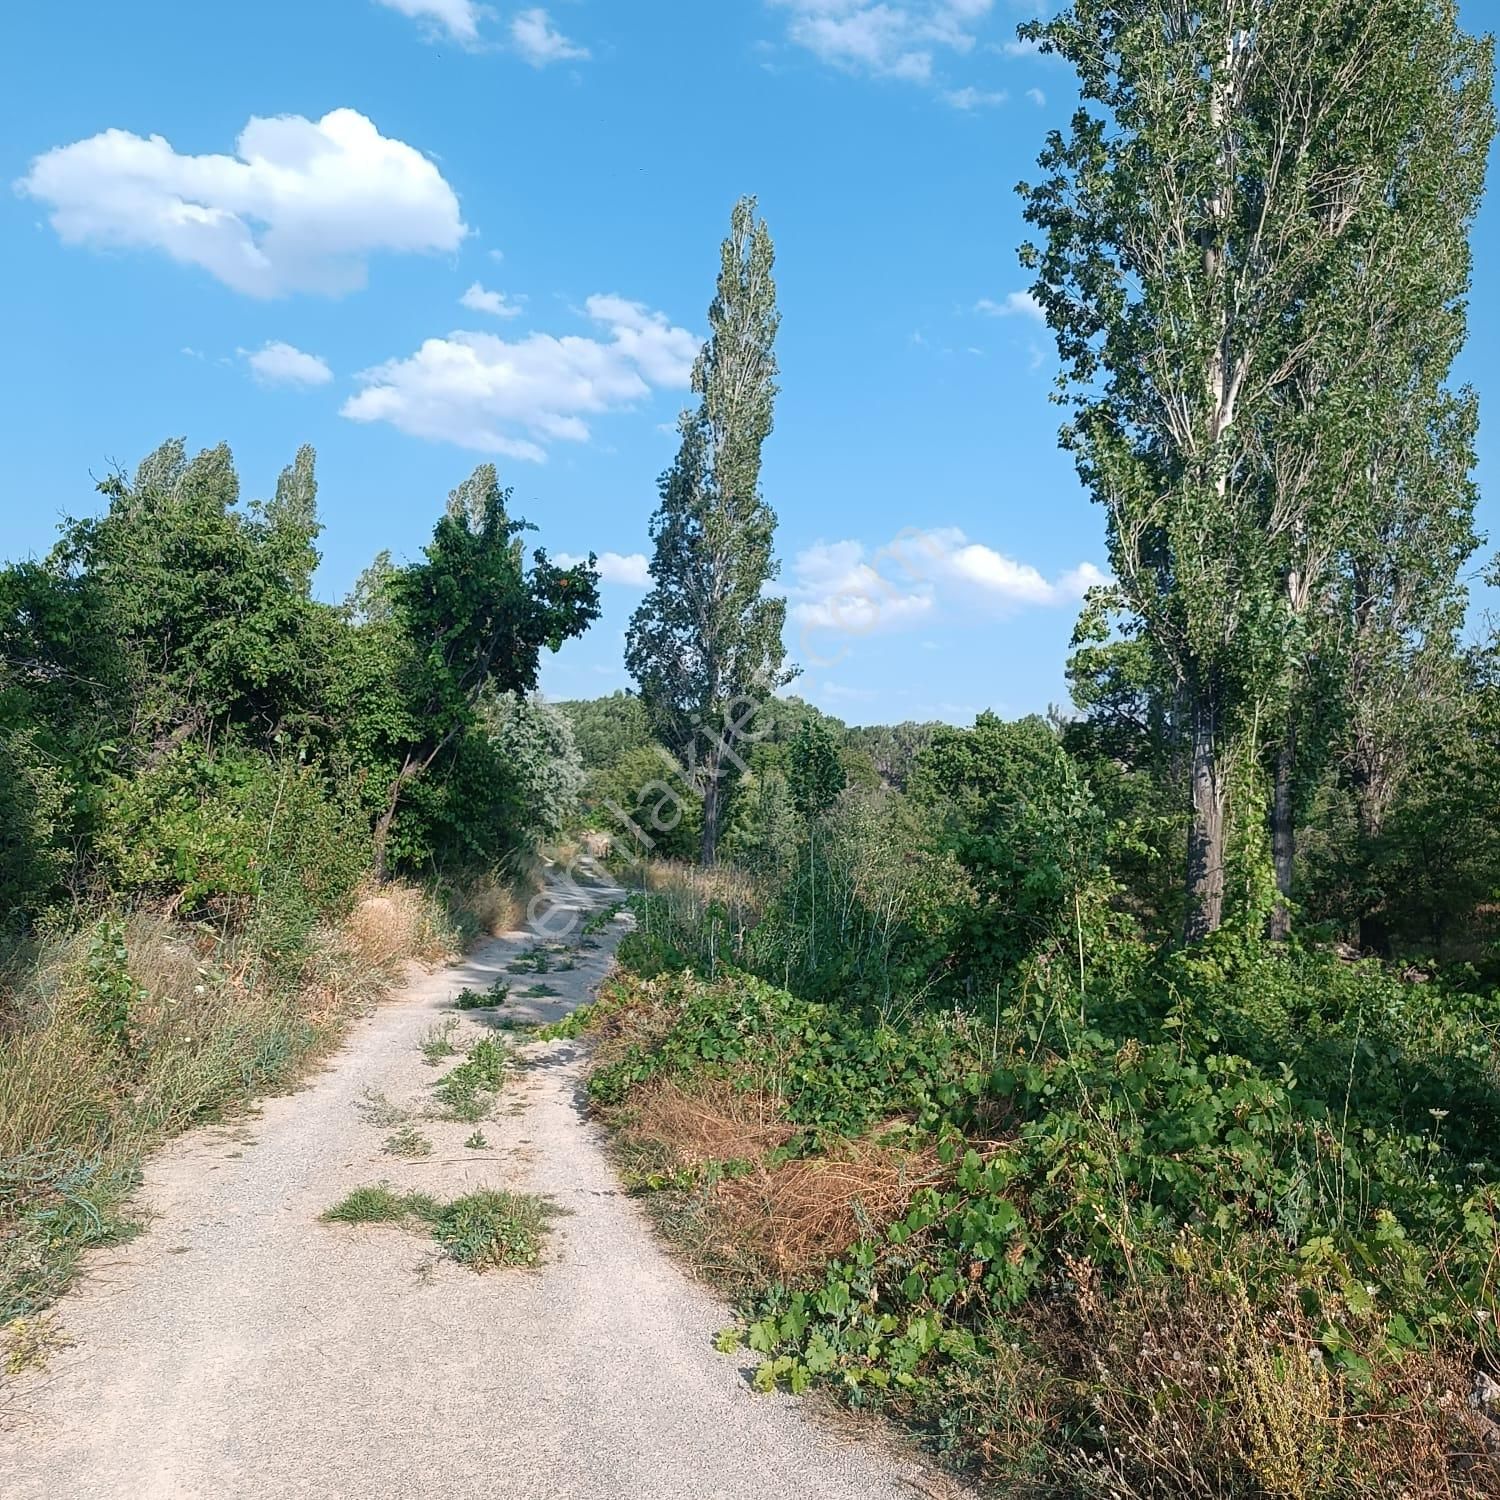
[
  {"xmin": 483, "ymin": 693, "xmax": 585, "ymax": 841},
  {"xmin": 1021, "ymin": 0, "xmax": 1492, "ymax": 939},
  {"xmin": 626, "ymin": 197, "xmax": 793, "ymax": 866},
  {"xmin": 554, "ymin": 691, "xmax": 653, "ymax": 771},
  {"xmin": 359, "ymin": 465, "xmax": 600, "ymax": 876},
  {"xmin": 787, "ymin": 719, "xmax": 847, "ymax": 819}
]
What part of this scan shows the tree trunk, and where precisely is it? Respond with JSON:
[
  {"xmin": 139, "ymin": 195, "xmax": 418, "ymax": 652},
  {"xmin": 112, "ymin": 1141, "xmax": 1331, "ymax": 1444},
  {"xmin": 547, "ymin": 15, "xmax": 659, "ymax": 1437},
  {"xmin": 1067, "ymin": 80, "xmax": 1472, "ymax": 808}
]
[
  {"xmin": 700, "ymin": 743, "xmax": 721, "ymax": 867},
  {"xmin": 1185, "ymin": 687, "xmax": 1227, "ymax": 941},
  {"xmin": 372, "ymin": 805, "xmax": 396, "ymax": 883},
  {"xmin": 1268, "ymin": 728, "xmax": 1296, "ymax": 941}
]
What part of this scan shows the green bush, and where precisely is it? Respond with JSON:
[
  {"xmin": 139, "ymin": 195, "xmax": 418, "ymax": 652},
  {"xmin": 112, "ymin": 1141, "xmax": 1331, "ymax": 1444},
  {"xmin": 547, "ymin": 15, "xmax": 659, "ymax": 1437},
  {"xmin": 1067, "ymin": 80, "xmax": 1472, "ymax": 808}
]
[
  {"xmin": 589, "ymin": 941, "xmax": 1500, "ymax": 1437},
  {"xmin": 99, "ymin": 745, "xmax": 368, "ymax": 962}
]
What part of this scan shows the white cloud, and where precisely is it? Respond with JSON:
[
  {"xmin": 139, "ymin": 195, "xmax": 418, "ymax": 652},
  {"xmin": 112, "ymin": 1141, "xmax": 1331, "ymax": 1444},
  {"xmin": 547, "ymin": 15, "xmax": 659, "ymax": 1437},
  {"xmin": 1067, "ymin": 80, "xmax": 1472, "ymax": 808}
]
[
  {"xmin": 374, "ymin": 0, "xmax": 484, "ymax": 43},
  {"xmin": 460, "ymin": 281, "xmax": 522, "ymax": 318},
  {"xmin": 788, "ymin": 538, "xmax": 934, "ymax": 633},
  {"xmin": 767, "ymin": 1, "xmax": 999, "ymax": 86},
  {"xmin": 17, "ymin": 108, "xmax": 466, "ymax": 298},
  {"xmin": 788, "ymin": 526, "xmax": 1105, "ymax": 640},
  {"xmin": 243, "ymin": 340, "xmax": 334, "ymax": 388},
  {"xmin": 1026, "ymin": 86, "xmax": 1046, "ymax": 106},
  {"xmin": 511, "ymin": 8, "xmax": 589, "ymax": 66},
  {"xmin": 944, "ymin": 85, "xmax": 1006, "ymax": 109},
  {"xmin": 342, "ymin": 294, "xmax": 698, "ymax": 461},
  {"xmin": 976, "ymin": 290, "xmax": 1044, "ymax": 322},
  {"xmin": 556, "ymin": 550, "xmax": 652, "ymax": 586}
]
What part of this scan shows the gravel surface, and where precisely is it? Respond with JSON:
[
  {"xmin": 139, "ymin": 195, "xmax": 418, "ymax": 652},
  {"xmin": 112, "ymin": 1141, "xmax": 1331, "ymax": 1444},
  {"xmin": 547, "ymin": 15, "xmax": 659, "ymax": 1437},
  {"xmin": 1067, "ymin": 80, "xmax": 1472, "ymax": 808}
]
[{"xmin": 1, "ymin": 869, "xmax": 951, "ymax": 1499}]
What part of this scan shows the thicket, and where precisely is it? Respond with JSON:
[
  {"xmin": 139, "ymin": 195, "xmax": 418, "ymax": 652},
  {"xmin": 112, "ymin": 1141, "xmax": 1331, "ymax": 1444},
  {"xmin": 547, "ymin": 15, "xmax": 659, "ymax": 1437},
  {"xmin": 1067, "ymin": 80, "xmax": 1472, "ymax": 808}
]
[
  {"xmin": 569, "ymin": 686, "xmax": 1500, "ymax": 1494},
  {"xmin": 0, "ymin": 439, "xmax": 598, "ymax": 1320}
]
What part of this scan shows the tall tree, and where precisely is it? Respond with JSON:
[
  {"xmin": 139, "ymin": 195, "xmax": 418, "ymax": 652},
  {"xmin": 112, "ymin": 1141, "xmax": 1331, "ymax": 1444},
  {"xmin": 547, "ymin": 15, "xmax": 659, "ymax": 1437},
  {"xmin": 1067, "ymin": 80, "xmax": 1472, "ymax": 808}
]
[
  {"xmin": 626, "ymin": 197, "xmax": 793, "ymax": 865},
  {"xmin": 1021, "ymin": 0, "xmax": 1492, "ymax": 939},
  {"xmin": 351, "ymin": 464, "xmax": 600, "ymax": 877}
]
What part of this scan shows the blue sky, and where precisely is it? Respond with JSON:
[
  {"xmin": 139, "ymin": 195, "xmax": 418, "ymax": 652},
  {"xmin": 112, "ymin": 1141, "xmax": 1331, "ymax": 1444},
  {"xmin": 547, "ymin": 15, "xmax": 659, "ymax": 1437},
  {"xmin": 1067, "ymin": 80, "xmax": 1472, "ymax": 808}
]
[{"xmin": 3, "ymin": 1, "xmax": 1496, "ymax": 726}]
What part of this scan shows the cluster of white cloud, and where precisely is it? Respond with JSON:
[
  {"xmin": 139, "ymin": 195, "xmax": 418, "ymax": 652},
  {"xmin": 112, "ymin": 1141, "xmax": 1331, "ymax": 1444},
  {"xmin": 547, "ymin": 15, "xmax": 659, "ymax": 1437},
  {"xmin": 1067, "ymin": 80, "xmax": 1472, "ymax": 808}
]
[
  {"xmin": 341, "ymin": 295, "xmax": 698, "ymax": 462},
  {"xmin": 242, "ymin": 341, "xmax": 334, "ymax": 388},
  {"xmin": 943, "ymin": 86, "xmax": 1007, "ymax": 110},
  {"xmin": 373, "ymin": 0, "xmax": 588, "ymax": 64},
  {"xmin": 16, "ymin": 109, "xmax": 466, "ymax": 298},
  {"xmin": 459, "ymin": 281, "xmax": 523, "ymax": 318},
  {"xmin": 787, "ymin": 527, "xmax": 1106, "ymax": 638},
  {"xmin": 555, "ymin": 550, "xmax": 652, "ymax": 587},
  {"xmin": 510, "ymin": 7, "xmax": 590, "ymax": 65},
  {"xmin": 975, "ymin": 290, "xmax": 1044, "ymax": 322},
  {"xmin": 767, "ymin": 0, "xmax": 997, "ymax": 86},
  {"xmin": 374, "ymin": 0, "xmax": 483, "ymax": 44}
]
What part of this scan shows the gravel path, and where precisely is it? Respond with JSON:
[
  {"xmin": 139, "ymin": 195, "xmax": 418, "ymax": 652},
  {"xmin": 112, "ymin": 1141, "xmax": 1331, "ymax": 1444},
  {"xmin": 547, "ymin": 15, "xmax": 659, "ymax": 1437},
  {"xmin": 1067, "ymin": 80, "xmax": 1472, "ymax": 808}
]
[{"xmin": 0, "ymin": 869, "xmax": 947, "ymax": 1499}]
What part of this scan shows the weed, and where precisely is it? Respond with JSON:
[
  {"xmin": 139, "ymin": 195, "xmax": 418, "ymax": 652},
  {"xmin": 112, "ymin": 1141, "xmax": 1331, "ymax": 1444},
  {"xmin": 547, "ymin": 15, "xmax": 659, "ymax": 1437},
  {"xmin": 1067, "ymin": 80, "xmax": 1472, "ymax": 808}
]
[
  {"xmin": 521, "ymin": 983, "xmax": 560, "ymax": 998},
  {"xmin": 464, "ymin": 1130, "xmax": 488, "ymax": 1149},
  {"xmin": 354, "ymin": 1089, "xmax": 408, "ymax": 1127},
  {"xmin": 455, "ymin": 978, "xmax": 510, "ymax": 1010},
  {"xmin": 430, "ymin": 1190, "xmax": 558, "ymax": 1269},
  {"xmin": 582, "ymin": 900, "xmax": 624, "ymax": 937},
  {"xmin": 321, "ymin": 1184, "xmax": 437, "ymax": 1225},
  {"xmin": 431, "ymin": 1037, "xmax": 509, "ymax": 1122},
  {"xmin": 321, "ymin": 1183, "xmax": 558, "ymax": 1269},
  {"xmin": 382, "ymin": 1124, "xmax": 434, "ymax": 1159},
  {"xmin": 420, "ymin": 1018, "xmax": 459, "ymax": 1065},
  {"xmin": 506, "ymin": 946, "xmax": 551, "ymax": 975},
  {"xmin": 3, "ymin": 1311, "xmax": 73, "ymax": 1375}
]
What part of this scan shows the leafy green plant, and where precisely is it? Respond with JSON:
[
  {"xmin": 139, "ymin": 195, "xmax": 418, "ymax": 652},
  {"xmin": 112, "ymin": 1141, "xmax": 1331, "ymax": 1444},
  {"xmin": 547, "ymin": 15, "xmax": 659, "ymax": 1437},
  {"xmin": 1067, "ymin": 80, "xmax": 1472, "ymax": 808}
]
[
  {"xmin": 82, "ymin": 919, "xmax": 142, "ymax": 1055},
  {"xmin": 429, "ymin": 1190, "xmax": 558, "ymax": 1269},
  {"xmin": 455, "ymin": 978, "xmax": 511, "ymax": 1010},
  {"xmin": 430, "ymin": 1036, "xmax": 509, "ymax": 1122}
]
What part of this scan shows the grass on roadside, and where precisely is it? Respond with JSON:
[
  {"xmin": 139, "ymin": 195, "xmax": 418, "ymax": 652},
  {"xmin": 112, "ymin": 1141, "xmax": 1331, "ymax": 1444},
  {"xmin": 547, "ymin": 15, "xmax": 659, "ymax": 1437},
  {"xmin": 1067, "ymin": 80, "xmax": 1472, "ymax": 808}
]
[
  {"xmin": 322, "ymin": 1183, "xmax": 559, "ymax": 1268},
  {"xmin": 0, "ymin": 885, "xmax": 467, "ymax": 1326},
  {"xmin": 420, "ymin": 1018, "xmax": 459, "ymax": 1064}
]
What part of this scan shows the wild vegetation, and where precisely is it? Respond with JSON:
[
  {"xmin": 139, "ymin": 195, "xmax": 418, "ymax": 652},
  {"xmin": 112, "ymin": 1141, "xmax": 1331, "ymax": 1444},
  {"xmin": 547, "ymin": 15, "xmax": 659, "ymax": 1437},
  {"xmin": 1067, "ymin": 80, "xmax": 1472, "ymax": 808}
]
[
  {"xmin": 0, "ymin": 439, "xmax": 598, "ymax": 1321},
  {"xmin": 321, "ymin": 1184, "xmax": 559, "ymax": 1269},
  {"xmin": 545, "ymin": 3, "xmax": 1500, "ymax": 1493},
  {"xmin": 4, "ymin": 3, "xmax": 1500, "ymax": 1494}
]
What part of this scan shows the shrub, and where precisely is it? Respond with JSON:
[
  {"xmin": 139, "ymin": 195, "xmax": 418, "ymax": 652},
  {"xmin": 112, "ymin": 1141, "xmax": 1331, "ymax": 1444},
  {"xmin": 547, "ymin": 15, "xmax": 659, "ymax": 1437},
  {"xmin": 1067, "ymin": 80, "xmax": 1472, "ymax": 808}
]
[{"xmin": 580, "ymin": 952, "xmax": 1500, "ymax": 1492}]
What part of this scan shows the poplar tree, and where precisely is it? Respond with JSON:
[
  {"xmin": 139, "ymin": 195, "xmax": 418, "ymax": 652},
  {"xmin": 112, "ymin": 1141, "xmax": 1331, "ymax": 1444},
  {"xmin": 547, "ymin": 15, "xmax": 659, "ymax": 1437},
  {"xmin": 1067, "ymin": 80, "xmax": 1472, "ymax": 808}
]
[
  {"xmin": 1021, "ymin": 0, "xmax": 1492, "ymax": 939},
  {"xmin": 626, "ymin": 197, "xmax": 793, "ymax": 866}
]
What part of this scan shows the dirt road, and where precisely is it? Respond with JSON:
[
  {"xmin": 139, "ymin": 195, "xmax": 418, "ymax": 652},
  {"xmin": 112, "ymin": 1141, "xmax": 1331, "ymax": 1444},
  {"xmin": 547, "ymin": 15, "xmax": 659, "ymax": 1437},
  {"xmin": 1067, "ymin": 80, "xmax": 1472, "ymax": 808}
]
[{"xmin": 0, "ymin": 869, "xmax": 942, "ymax": 1499}]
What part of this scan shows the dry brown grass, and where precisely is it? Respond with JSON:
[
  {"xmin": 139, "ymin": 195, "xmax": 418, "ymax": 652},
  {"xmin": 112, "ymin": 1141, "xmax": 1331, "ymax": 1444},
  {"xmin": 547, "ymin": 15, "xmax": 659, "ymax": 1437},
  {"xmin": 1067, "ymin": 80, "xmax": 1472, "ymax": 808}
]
[
  {"xmin": 715, "ymin": 1139, "xmax": 949, "ymax": 1279},
  {"xmin": 342, "ymin": 881, "xmax": 459, "ymax": 971},
  {"xmin": 615, "ymin": 1073, "xmax": 946, "ymax": 1281},
  {"xmin": 622, "ymin": 1077, "xmax": 795, "ymax": 1167}
]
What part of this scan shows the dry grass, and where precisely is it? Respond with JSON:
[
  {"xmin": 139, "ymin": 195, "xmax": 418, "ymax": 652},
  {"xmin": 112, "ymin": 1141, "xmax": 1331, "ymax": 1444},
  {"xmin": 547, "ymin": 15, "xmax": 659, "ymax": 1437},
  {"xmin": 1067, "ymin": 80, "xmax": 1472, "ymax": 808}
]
[
  {"xmin": 0, "ymin": 881, "xmax": 466, "ymax": 1325},
  {"xmin": 716, "ymin": 1139, "xmax": 949, "ymax": 1279},
  {"xmin": 1043, "ymin": 1248, "xmax": 1500, "ymax": 1500},
  {"xmin": 616, "ymin": 1074, "xmax": 945, "ymax": 1281},
  {"xmin": 623, "ymin": 1077, "xmax": 795, "ymax": 1168},
  {"xmin": 342, "ymin": 882, "xmax": 458, "ymax": 971}
]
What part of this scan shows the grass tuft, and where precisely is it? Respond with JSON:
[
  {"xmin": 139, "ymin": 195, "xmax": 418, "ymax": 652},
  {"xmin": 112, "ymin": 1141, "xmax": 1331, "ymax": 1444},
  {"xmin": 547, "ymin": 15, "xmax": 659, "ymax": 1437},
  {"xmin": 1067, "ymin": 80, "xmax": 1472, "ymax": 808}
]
[
  {"xmin": 382, "ymin": 1124, "xmax": 433, "ymax": 1159},
  {"xmin": 322, "ymin": 1182, "xmax": 558, "ymax": 1268}
]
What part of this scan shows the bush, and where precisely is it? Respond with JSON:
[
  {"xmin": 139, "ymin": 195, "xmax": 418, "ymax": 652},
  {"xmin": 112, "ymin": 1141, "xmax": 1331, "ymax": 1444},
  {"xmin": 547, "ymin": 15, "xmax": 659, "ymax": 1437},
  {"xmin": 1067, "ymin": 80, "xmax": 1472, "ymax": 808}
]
[
  {"xmin": 579, "ymin": 945, "xmax": 1500, "ymax": 1493},
  {"xmin": 99, "ymin": 744, "xmax": 368, "ymax": 951}
]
